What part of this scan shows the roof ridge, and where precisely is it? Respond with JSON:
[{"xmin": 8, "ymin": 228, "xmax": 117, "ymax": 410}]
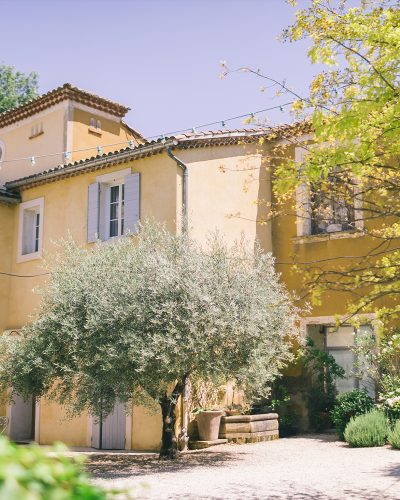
[{"xmin": 5, "ymin": 121, "xmax": 311, "ymax": 190}]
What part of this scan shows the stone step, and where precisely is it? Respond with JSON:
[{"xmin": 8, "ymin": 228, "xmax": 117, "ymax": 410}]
[{"xmin": 188, "ymin": 438, "xmax": 228, "ymax": 450}]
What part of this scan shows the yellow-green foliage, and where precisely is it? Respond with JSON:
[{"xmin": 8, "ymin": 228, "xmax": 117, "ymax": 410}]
[
  {"xmin": 388, "ymin": 420, "xmax": 400, "ymax": 449},
  {"xmin": 344, "ymin": 411, "xmax": 389, "ymax": 448},
  {"xmin": 272, "ymin": 0, "xmax": 400, "ymax": 325},
  {"xmin": 0, "ymin": 437, "xmax": 110, "ymax": 499}
]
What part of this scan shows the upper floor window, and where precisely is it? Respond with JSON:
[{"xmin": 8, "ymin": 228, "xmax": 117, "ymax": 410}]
[
  {"xmin": 89, "ymin": 118, "xmax": 95, "ymax": 128},
  {"xmin": 17, "ymin": 198, "xmax": 44, "ymax": 262},
  {"xmin": 310, "ymin": 175, "xmax": 356, "ymax": 235},
  {"xmin": 87, "ymin": 169, "xmax": 140, "ymax": 243},
  {"xmin": 109, "ymin": 183, "xmax": 125, "ymax": 238},
  {"xmin": 295, "ymin": 146, "xmax": 363, "ymax": 237},
  {"xmin": 96, "ymin": 120, "xmax": 101, "ymax": 131}
]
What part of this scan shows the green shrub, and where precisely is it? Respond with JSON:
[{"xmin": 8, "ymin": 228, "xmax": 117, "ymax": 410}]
[
  {"xmin": 331, "ymin": 389, "xmax": 374, "ymax": 439},
  {"xmin": 388, "ymin": 420, "xmax": 400, "ymax": 449},
  {"xmin": 344, "ymin": 411, "xmax": 389, "ymax": 447},
  {"xmin": 0, "ymin": 437, "xmax": 108, "ymax": 499}
]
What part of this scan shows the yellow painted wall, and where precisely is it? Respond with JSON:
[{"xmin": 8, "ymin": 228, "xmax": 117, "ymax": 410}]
[
  {"xmin": 39, "ymin": 400, "xmax": 88, "ymax": 446},
  {"xmin": 0, "ymin": 106, "xmax": 66, "ymax": 185},
  {"xmin": 71, "ymin": 108, "xmax": 137, "ymax": 162},
  {"xmin": 269, "ymin": 143, "xmax": 383, "ymax": 319},
  {"xmin": 131, "ymin": 405, "xmax": 162, "ymax": 451},
  {"xmin": 0, "ymin": 203, "xmax": 15, "ymax": 333},
  {"xmin": 6, "ymin": 154, "xmax": 178, "ymax": 330},
  {"xmin": 178, "ymin": 143, "xmax": 272, "ymax": 250}
]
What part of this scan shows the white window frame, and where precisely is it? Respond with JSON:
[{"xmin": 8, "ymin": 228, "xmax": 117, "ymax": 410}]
[
  {"xmin": 107, "ymin": 181, "xmax": 125, "ymax": 239},
  {"xmin": 17, "ymin": 197, "xmax": 44, "ymax": 263},
  {"xmin": 295, "ymin": 146, "xmax": 364, "ymax": 237},
  {"xmin": 96, "ymin": 168, "xmax": 130, "ymax": 241}
]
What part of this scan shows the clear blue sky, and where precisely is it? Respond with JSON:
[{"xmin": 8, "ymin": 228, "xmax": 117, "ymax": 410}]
[{"xmin": 1, "ymin": 0, "xmax": 319, "ymax": 138}]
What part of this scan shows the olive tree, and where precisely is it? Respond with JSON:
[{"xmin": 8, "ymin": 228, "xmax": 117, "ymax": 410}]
[{"xmin": 0, "ymin": 221, "xmax": 299, "ymax": 459}]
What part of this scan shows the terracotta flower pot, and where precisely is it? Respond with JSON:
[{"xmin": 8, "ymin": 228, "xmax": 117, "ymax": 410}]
[{"xmin": 196, "ymin": 410, "xmax": 223, "ymax": 441}]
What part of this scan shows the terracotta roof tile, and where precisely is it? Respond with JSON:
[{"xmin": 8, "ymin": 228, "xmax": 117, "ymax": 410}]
[{"xmin": 5, "ymin": 122, "xmax": 311, "ymax": 190}]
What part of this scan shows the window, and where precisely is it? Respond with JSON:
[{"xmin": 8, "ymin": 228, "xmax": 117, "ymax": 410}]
[
  {"xmin": 307, "ymin": 323, "xmax": 375, "ymax": 397},
  {"xmin": 96, "ymin": 120, "xmax": 101, "ymax": 131},
  {"xmin": 310, "ymin": 175, "xmax": 355, "ymax": 235},
  {"xmin": 87, "ymin": 169, "xmax": 140, "ymax": 243},
  {"xmin": 89, "ymin": 118, "xmax": 95, "ymax": 128},
  {"xmin": 18, "ymin": 198, "xmax": 44, "ymax": 262},
  {"xmin": 109, "ymin": 183, "xmax": 124, "ymax": 238},
  {"xmin": 295, "ymin": 146, "xmax": 363, "ymax": 237}
]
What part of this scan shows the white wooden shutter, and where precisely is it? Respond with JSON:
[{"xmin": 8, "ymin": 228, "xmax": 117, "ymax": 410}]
[
  {"xmin": 296, "ymin": 182, "xmax": 311, "ymax": 236},
  {"xmin": 87, "ymin": 182, "xmax": 100, "ymax": 243},
  {"xmin": 124, "ymin": 173, "xmax": 140, "ymax": 235}
]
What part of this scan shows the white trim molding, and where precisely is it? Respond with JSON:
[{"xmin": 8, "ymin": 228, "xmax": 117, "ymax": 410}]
[
  {"xmin": 17, "ymin": 197, "xmax": 44, "ymax": 263},
  {"xmin": 300, "ymin": 313, "xmax": 378, "ymax": 337}
]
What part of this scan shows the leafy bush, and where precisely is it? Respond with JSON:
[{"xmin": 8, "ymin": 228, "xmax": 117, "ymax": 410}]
[
  {"xmin": 0, "ymin": 437, "xmax": 109, "ymax": 499},
  {"xmin": 388, "ymin": 420, "xmax": 400, "ymax": 449},
  {"xmin": 377, "ymin": 375, "xmax": 400, "ymax": 422},
  {"xmin": 344, "ymin": 411, "xmax": 389, "ymax": 447},
  {"xmin": 331, "ymin": 389, "xmax": 374, "ymax": 439}
]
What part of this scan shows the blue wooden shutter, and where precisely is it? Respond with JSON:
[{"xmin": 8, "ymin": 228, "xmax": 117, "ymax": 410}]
[
  {"xmin": 124, "ymin": 173, "xmax": 140, "ymax": 235},
  {"xmin": 87, "ymin": 183, "xmax": 100, "ymax": 243}
]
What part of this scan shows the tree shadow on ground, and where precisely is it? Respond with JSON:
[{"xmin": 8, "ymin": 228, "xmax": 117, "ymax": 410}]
[
  {"xmin": 171, "ymin": 483, "xmax": 399, "ymax": 500},
  {"xmin": 282, "ymin": 433, "xmax": 344, "ymax": 445},
  {"xmin": 380, "ymin": 458, "xmax": 400, "ymax": 481},
  {"xmin": 87, "ymin": 449, "xmax": 245, "ymax": 479}
]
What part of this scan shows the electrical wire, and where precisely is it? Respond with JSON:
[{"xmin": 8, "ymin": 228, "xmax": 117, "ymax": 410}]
[{"xmin": 0, "ymin": 101, "xmax": 295, "ymax": 165}]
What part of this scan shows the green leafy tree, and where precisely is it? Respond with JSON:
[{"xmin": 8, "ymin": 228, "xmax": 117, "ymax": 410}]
[
  {"xmin": 0, "ymin": 64, "xmax": 38, "ymax": 113},
  {"xmin": 223, "ymin": 0, "xmax": 400, "ymax": 327},
  {"xmin": 277, "ymin": 0, "xmax": 400, "ymax": 325},
  {"xmin": 0, "ymin": 221, "xmax": 299, "ymax": 459}
]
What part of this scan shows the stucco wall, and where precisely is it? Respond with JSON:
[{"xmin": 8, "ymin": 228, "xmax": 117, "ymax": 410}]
[
  {"xmin": 71, "ymin": 108, "xmax": 136, "ymax": 162},
  {"xmin": 39, "ymin": 399, "xmax": 88, "ymax": 446},
  {"xmin": 0, "ymin": 203, "xmax": 16, "ymax": 333},
  {"xmin": 178, "ymin": 143, "xmax": 272, "ymax": 251},
  {"xmin": 0, "ymin": 105, "xmax": 66, "ymax": 185}
]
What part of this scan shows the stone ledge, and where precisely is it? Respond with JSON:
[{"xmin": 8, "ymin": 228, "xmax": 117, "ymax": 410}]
[
  {"xmin": 188, "ymin": 438, "xmax": 228, "ymax": 450},
  {"xmin": 225, "ymin": 433, "xmax": 279, "ymax": 444},
  {"xmin": 221, "ymin": 413, "xmax": 278, "ymax": 423}
]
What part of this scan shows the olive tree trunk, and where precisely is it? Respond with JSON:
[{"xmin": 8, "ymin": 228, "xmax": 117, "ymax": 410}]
[{"xmin": 159, "ymin": 377, "xmax": 187, "ymax": 459}]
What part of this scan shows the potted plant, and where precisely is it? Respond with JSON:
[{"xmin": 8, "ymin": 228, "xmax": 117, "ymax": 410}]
[
  {"xmin": 195, "ymin": 408, "xmax": 224, "ymax": 441},
  {"xmin": 225, "ymin": 404, "xmax": 243, "ymax": 416}
]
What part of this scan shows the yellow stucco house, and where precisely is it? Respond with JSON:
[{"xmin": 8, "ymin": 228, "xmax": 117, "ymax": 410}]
[{"xmin": 0, "ymin": 84, "xmax": 378, "ymax": 450}]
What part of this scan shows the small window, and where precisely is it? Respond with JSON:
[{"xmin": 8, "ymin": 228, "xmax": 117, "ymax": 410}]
[
  {"xmin": 90, "ymin": 118, "xmax": 95, "ymax": 128},
  {"xmin": 18, "ymin": 198, "xmax": 44, "ymax": 261},
  {"xmin": 96, "ymin": 120, "xmax": 101, "ymax": 131}
]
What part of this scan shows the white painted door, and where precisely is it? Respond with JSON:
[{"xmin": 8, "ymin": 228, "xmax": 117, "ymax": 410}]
[
  {"xmin": 9, "ymin": 393, "xmax": 34, "ymax": 442},
  {"xmin": 92, "ymin": 402, "xmax": 126, "ymax": 450}
]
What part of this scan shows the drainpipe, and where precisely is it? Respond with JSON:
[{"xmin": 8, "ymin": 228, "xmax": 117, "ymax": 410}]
[
  {"xmin": 166, "ymin": 145, "xmax": 188, "ymax": 234},
  {"xmin": 166, "ymin": 144, "xmax": 189, "ymax": 452}
]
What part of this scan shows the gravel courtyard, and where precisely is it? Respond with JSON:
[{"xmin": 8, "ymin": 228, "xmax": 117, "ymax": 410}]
[{"xmin": 85, "ymin": 434, "xmax": 400, "ymax": 499}]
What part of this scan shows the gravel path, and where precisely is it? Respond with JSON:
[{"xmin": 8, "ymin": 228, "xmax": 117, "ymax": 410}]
[{"xmin": 84, "ymin": 434, "xmax": 400, "ymax": 499}]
